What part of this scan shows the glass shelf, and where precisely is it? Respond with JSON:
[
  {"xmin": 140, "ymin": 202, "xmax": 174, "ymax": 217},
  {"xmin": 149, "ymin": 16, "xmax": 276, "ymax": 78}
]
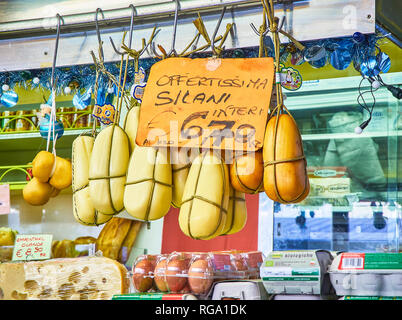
[{"xmin": 259, "ymin": 72, "xmax": 402, "ymax": 254}]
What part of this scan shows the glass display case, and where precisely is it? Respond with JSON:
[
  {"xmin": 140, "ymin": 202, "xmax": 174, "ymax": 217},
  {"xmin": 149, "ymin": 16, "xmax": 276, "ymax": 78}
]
[{"xmin": 259, "ymin": 71, "xmax": 402, "ymax": 253}]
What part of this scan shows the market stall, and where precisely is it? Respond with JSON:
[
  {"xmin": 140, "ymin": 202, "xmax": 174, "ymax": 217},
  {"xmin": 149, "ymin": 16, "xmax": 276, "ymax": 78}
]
[{"xmin": 0, "ymin": 0, "xmax": 401, "ymax": 303}]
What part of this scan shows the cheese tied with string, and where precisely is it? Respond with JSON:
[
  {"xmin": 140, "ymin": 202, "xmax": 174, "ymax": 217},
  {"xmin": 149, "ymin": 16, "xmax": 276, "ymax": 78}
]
[
  {"xmin": 89, "ymin": 124, "xmax": 130, "ymax": 215},
  {"xmin": 221, "ymin": 186, "xmax": 247, "ymax": 236},
  {"xmin": 179, "ymin": 151, "xmax": 229, "ymax": 240},
  {"xmin": 136, "ymin": 57, "xmax": 274, "ymax": 152},
  {"xmin": 123, "ymin": 146, "xmax": 172, "ymax": 221},
  {"xmin": 72, "ymin": 135, "xmax": 111, "ymax": 226},
  {"xmin": 263, "ymin": 111, "xmax": 310, "ymax": 203}
]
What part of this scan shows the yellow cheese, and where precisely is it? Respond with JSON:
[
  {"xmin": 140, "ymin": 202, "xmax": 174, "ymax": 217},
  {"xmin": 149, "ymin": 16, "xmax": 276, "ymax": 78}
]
[
  {"xmin": 171, "ymin": 148, "xmax": 195, "ymax": 208},
  {"xmin": 124, "ymin": 146, "xmax": 172, "ymax": 221},
  {"xmin": 0, "ymin": 257, "xmax": 129, "ymax": 300},
  {"xmin": 89, "ymin": 125, "xmax": 130, "ymax": 215},
  {"xmin": 221, "ymin": 186, "xmax": 247, "ymax": 235},
  {"xmin": 123, "ymin": 103, "xmax": 140, "ymax": 153},
  {"xmin": 72, "ymin": 136, "xmax": 111, "ymax": 226},
  {"xmin": 49, "ymin": 156, "xmax": 72, "ymax": 190},
  {"xmin": 22, "ymin": 177, "xmax": 52, "ymax": 206},
  {"xmin": 179, "ymin": 151, "xmax": 229, "ymax": 240},
  {"xmin": 32, "ymin": 150, "xmax": 55, "ymax": 183}
]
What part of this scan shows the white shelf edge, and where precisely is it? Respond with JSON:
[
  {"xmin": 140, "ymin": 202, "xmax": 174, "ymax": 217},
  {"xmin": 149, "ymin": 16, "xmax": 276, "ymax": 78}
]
[{"xmin": 301, "ymin": 130, "xmax": 402, "ymax": 141}]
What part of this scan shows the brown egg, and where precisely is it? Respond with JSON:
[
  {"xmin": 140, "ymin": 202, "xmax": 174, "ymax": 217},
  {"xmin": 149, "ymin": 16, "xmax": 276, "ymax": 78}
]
[
  {"xmin": 188, "ymin": 259, "xmax": 214, "ymax": 295},
  {"xmin": 133, "ymin": 259, "xmax": 155, "ymax": 292},
  {"xmin": 154, "ymin": 259, "xmax": 168, "ymax": 292},
  {"xmin": 230, "ymin": 151, "xmax": 264, "ymax": 194},
  {"xmin": 165, "ymin": 259, "xmax": 189, "ymax": 293}
]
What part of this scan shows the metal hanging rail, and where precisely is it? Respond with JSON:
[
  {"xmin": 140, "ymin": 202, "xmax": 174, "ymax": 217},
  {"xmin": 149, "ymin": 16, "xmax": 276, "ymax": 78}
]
[{"xmin": 0, "ymin": 0, "xmax": 375, "ymax": 72}]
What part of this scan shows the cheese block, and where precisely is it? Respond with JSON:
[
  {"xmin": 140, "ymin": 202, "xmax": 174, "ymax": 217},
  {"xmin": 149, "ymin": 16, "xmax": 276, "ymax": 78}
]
[
  {"xmin": 0, "ymin": 228, "xmax": 16, "ymax": 246},
  {"xmin": 123, "ymin": 102, "xmax": 140, "ymax": 153},
  {"xmin": 221, "ymin": 186, "xmax": 247, "ymax": 235},
  {"xmin": 89, "ymin": 125, "xmax": 130, "ymax": 215},
  {"xmin": 124, "ymin": 146, "xmax": 172, "ymax": 221},
  {"xmin": 72, "ymin": 135, "xmax": 111, "ymax": 226},
  {"xmin": 0, "ymin": 257, "xmax": 129, "ymax": 300},
  {"xmin": 179, "ymin": 151, "xmax": 229, "ymax": 240},
  {"xmin": 230, "ymin": 151, "xmax": 264, "ymax": 194},
  {"xmin": 32, "ymin": 150, "xmax": 55, "ymax": 183},
  {"xmin": 49, "ymin": 156, "xmax": 72, "ymax": 190}
]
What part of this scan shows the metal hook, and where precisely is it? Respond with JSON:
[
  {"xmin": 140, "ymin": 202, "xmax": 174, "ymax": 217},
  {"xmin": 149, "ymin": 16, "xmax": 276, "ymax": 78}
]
[
  {"xmin": 95, "ymin": 8, "xmax": 105, "ymax": 60},
  {"xmin": 211, "ymin": 6, "xmax": 227, "ymax": 56},
  {"xmin": 51, "ymin": 14, "xmax": 64, "ymax": 90},
  {"xmin": 151, "ymin": 0, "xmax": 180, "ymax": 58},
  {"xmin": 110, "ymin": 4, "xmax": 136, "ymax": 55}
]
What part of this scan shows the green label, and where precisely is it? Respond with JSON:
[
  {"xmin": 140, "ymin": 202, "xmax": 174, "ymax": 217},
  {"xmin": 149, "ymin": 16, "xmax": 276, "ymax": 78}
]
[
  {"xmin": 262, "ymin": 277, "xmax": 319, "ymax": 281},
  {"xmin": 12, "ymin": 234, "xmax": 53, "ymax": 261},
  {"xmin": 292, "ymin": 269, "xmax": 319, "ymax": 276},
  {"xmin": 112, "ymin": 293, "xmax": 163, "ymax": 300},
  {"xmin": 364, "ymin": 253, "xmax": 402, "ymax": 270},
  {"xmin": 344, "ymin": 296, "xmax": 402, "ymax": 300}
]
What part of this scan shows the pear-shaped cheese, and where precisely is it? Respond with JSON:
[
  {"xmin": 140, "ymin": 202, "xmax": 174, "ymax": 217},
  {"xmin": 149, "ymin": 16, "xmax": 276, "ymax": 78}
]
[
  {"xmin": 179, "ymin": 151, "xmax": 229, "ymax": 240},
  {"xmin": 89, "ymin": 125, "xmax": 130, "ymax": 215},
  {"xmin": 72, "ymin": 135, "xmax": 111, "ymax": 226},
  {"xmin": 221, "ymin": 186, "xmax": 247, "ymax": 235},
  {"xmin": 124, "ymin": 146, "xmax": 172, "ymax": 221},
  {"xmin": 49, "ymin": 156, "xmax": 72, "ymax": 190},
  {"xmin": 32, "ymin": 150, "xmax": 55, "ymax": 183},
  {"xmin": 23, "ymin": 177, "xmax": 52, "ymax": 206}
]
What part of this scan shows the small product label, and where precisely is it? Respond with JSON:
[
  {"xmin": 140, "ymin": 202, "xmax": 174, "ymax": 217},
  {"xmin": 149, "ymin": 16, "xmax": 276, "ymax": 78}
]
[
  {"xmin": 0, "ymin": 184, "xmax": 10, "ymax": 215},
  {"xmin": 12, "ymin": 234, "xmax": 53, "ymax": 261}
]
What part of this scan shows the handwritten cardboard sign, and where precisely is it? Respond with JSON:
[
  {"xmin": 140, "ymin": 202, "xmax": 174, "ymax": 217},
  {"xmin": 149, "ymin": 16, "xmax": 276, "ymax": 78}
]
[
  {"xmin": 136, "ymin": 57, "xmax": 274, "ymax": 152},
  {"xmin": 12, "ymin": 234, "xmax": 53, "ymax": 261},
  {"xmin": 0, "ymin": 184, "xmax": 10, "ymax": 215}
]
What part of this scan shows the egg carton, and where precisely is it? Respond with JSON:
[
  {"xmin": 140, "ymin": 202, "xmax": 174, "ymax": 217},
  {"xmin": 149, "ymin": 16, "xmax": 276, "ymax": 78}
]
[{"xmin": 329, "ymin": 252, "xmax": 402, "ymax": 297}]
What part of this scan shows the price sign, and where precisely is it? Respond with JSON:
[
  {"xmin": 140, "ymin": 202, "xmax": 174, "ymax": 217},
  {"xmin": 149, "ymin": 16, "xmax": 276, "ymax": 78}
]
[
  {"xmin": 136, "ymin": 57, "xmax": 274, "ymax": 152},
  {"xmin": 0, "ymin": 184, "xmax": 10, "ymax": 215},
  {"xmin": 12, "ymin": 234, "xmax": 53, "ymax": 261}
]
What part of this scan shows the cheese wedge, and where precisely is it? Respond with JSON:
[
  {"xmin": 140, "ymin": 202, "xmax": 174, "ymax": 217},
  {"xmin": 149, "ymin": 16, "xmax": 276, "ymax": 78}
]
[
  {"xmin": 179, "ymin": 151, "xmax": 229, "ymax": 240},
  {"xmin": 89, "ymin": 125, "xmax": 130, "ymax": 215},
  {"xmin": 124, "ymin": 146, "xmax": 172, "ymax": 221},
  {"xmin": 0, "ymin": 257, "xmax": 129, "ymax": 300},
  {"xmin": 72, "ymin": 135, "xmax": 111, "ymax": 226}
]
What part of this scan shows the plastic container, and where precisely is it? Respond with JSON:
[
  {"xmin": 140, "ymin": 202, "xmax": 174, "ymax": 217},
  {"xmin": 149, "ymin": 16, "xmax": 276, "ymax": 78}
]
[
  {"xmin": 153, "ymin": 254, "xmax": 169, "ymax": 292},
  {"xmin": 329, "ymin": 252, "xmax": 402, "ymax": 297},
  {"xmin": 165, "ymin": 252, "xmax": 191, "ymax": 293},
  {"xmin": 187, "ymin": 253, "xmax": 214, "ymax": 296},
  {"xmin": 211, "ymin": 280, "xmax": 270, "ymax": 300},
  {"xmin": 260, "ymin": 250, "xmax": 335, "ymax": 296},
  {"xmin": 132, "ymin": 254, "xmax": 157, "ymax": 293},
  {"xmin": 242, "ymin": 251, "xmax": 264, "ymax": 279}
]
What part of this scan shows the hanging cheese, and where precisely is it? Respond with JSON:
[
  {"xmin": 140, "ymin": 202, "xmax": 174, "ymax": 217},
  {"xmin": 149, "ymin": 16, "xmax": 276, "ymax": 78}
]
[
  {"xmin": 263, "ymin": 113, "xmax": 310, "ymax": 203},
  {"xmin": 123, "ymin": 102, "xmax": 140, "ymax": 153},
  {"xmin": 72, "ymin": 135, "xmax": 111, "ymax": 226},
  {"xmin": 221, "ymin": 186, "xmax": 247, "ymax": 235},
  {"xmin": 179, "ymin": 151, "xmax": 229, "ymax": 240},
  {"xmin": 171, "ymin": 148, "xmax": 197, "ymax": 208},
  {"xmin": 229, "ymin": 151, "xmax": 264, "ymax": 194},
  {"xmin": 31, "ymin": 150, "xmax": 55, "ymax": 183},
  {"xmin": 124, "ymin": 146, "xmax": 172, "ymax": 221},
  {"xmin": 89, "ymin": 125, "xmax": 130, "ymax": 215},
  {"xmin": 49, "ymin": 156, "xmax": 72, "ymax": 190},
  {"xmin": 22, "ymin": 177, "xmax": 53, "ymax": 206}
]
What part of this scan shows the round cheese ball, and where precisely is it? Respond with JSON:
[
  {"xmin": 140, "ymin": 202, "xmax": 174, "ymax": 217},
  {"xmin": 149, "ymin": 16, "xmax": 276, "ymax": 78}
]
[
  {"xmin": 188, "ymin": 259, "xmax": 214, "ymax": 295},
  {"xmin": 133, "ymin": 259, "xmax": 155, "ymax": 292}
]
